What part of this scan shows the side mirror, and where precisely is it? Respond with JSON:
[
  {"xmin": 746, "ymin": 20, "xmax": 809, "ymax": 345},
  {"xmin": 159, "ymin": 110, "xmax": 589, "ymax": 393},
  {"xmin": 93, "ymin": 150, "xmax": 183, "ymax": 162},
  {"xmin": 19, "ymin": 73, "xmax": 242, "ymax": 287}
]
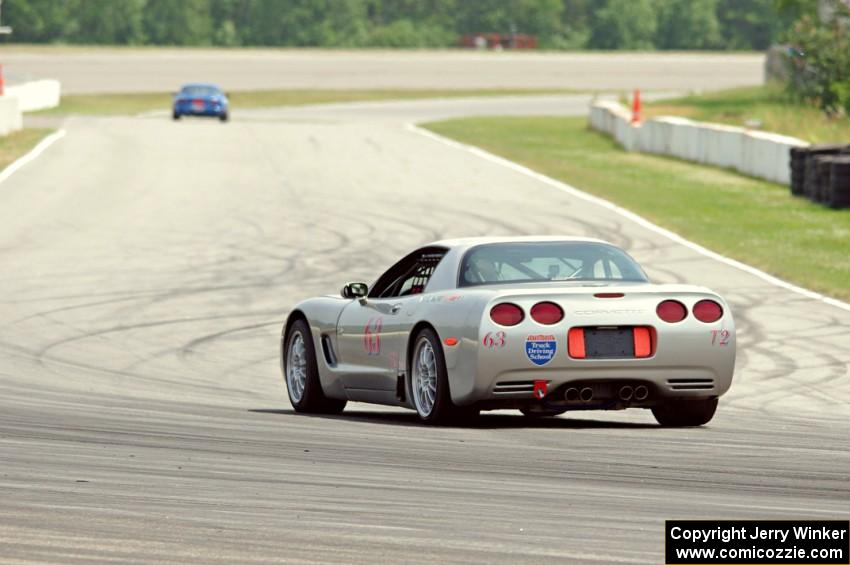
[{"xmin": 341, "ymin": 282, "xmax": 368, "ymax": 299}]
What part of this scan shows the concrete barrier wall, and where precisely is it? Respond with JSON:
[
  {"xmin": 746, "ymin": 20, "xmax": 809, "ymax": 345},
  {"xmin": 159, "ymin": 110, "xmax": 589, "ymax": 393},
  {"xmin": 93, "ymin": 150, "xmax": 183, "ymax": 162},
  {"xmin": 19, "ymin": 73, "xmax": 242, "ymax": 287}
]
[
  {"xmin": 0, "ymin": 96, "xmax": 22, "ymax": 136},
  {"xmin": 5, "ymin": 79, "xmax": 62, "ymax": 112},
  {"xmin": 588, "ymin": 100, "xmax": 809, "ymax": 186}
]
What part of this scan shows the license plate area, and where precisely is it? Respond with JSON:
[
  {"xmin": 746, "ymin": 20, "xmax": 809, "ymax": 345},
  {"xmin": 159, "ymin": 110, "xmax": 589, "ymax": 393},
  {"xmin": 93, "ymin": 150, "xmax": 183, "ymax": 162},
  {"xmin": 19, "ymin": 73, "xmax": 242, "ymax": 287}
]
[
  {"xmin": 192, "ymin": 100, "xmax": 205, "ymax": 110},
  {"xmin": 584, "ymin": 327, "xmax": 634, "ymax": 358}
]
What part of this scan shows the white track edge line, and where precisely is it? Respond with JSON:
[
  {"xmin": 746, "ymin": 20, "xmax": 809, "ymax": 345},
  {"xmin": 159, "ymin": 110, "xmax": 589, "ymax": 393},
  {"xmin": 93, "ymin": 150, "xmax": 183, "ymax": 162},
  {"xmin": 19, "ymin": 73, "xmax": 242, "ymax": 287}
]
[
  {"xmin": 405, "ymin": 122, "xmax": 850, "ymax": 313},
  {"xmin": 0, "ymin": 129, "xmax": 67, "ymax": 186}
]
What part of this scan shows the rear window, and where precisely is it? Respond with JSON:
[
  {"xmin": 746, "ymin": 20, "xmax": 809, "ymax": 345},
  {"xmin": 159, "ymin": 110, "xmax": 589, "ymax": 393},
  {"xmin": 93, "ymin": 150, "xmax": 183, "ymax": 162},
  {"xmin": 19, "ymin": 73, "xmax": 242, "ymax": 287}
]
[
  {"xmin": 459, "ymin": 242, "xmax": 648, "ymax": 287},
  {"xmin": 180, "ymin": 85, "xmax": 219, "ymax": 96}
]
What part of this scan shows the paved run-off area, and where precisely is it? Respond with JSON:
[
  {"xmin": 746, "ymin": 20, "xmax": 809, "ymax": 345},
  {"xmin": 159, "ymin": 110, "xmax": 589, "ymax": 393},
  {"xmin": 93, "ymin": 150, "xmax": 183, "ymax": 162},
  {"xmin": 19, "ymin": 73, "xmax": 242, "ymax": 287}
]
[
  {"xmin": 2, "ymin": 48, "xmax": 764, "ymax": 94},
  {"xmin": 0, "ymin": 92, "xmax": 848, "ymax": 563}
]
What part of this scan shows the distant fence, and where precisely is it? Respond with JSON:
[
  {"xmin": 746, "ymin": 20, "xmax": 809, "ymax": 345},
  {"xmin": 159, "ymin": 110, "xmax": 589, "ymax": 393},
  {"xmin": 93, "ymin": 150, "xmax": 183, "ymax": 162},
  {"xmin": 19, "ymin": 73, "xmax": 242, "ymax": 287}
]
[{"xmin": 588, "ymin": 101, "xmax": 809, "ymax": 186}]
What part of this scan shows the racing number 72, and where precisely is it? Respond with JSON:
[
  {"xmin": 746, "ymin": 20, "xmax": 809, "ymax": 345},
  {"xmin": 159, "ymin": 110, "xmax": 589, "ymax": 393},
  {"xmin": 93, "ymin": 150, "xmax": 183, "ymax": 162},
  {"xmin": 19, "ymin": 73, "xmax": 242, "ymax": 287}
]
[{"xmin": 711, "ymin": 329, "xmax": 730, "ymax": 346}]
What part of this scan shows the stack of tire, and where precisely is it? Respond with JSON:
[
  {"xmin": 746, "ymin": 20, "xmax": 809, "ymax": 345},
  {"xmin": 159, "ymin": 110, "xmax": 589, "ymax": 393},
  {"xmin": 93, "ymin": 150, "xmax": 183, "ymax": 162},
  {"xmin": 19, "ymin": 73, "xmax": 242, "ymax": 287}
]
[{"xmin": 790, "ymin": 144, "xmax": 850, "ymax": 208}]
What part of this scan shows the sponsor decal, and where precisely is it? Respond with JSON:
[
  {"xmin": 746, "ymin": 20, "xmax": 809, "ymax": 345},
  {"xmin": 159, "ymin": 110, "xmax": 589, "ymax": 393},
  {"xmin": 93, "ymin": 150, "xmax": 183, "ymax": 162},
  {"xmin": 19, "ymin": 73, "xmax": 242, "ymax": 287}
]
[
  {"xmin": 482, "ymin": 331, "xmax": 506, "ymax": 349},
  {"xmin": 363, "ymin": 317, "xmax": 383, "ymax": 355},
  {"xmin": 387, "ymin": 351, "xmax": 399, "ymax": 371},
  {"xmin": 525, "ymin": 334, "xmax": 557, "ymax": 366},
  {"xmin": 426, "ymin": 294, "xmax": 463, "ymax": 303}
]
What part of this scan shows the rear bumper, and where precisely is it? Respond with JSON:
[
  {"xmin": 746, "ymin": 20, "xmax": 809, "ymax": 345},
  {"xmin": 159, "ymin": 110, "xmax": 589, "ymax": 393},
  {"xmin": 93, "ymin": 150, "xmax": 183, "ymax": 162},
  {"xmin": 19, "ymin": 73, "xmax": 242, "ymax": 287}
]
[
  {"xmin": 174, "ymin": 105, "xmax": 227, "ymax": 116},
  {"xmin": 449, "ymin": 323, "xmax": 736, "ymax": 407}
]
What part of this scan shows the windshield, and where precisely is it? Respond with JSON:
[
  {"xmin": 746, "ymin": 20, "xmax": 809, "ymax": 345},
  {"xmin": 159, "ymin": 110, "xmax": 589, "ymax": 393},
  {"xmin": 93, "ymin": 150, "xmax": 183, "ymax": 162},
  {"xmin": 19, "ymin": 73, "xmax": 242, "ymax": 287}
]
[
  {"xmin": 459, "ymin": 242, "xmax": 648, "ymax": 287},
  {"xmin": 180, "ymin": 85, "xmax": 220, "ymax": 97}
]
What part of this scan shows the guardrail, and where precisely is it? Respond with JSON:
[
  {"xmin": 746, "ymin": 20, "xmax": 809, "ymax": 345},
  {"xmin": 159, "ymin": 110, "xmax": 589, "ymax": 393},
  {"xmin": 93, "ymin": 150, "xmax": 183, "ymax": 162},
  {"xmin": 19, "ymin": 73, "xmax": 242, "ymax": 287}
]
[
  {"xmin": 5, "ymin": 79, "xmax": 61, "ymax": 112},
  {"xmin": 0, "ymin": 79, "xmax": 61, "ymax": 137},
  {"xmin": 588, "ymin": 101, "xmax": 809, "ymax": 186},
  {"xmin": 0, "ymin": 96, "xmax": 22, "ymax": 135}
]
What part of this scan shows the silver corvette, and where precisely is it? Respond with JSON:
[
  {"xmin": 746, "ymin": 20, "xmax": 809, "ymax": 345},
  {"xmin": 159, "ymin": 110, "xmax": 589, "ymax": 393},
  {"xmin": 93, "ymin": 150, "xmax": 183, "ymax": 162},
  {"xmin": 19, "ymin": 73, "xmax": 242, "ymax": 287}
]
[{"xmin": 280, "ymin": 236, "xmax": 735, "ymax": 426}]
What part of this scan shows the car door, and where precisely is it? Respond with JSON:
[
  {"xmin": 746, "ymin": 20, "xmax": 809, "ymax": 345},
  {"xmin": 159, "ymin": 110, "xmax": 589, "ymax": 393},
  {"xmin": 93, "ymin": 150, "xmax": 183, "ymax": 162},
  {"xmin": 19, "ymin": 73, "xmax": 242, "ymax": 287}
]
[
  {"xmin": 335, "ymin": 247, "xmax": 446, "ymax": 393},
  {"xmin": 336, "ymin": 298, "xmax": 404, "ymax": 392}
]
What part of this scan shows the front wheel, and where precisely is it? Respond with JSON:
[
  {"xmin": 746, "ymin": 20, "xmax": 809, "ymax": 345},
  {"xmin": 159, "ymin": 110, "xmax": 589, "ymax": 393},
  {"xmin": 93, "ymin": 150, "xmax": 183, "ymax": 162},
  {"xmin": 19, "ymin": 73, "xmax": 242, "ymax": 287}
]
[
  {"xmin": 652, "ymin": 398, "xmax": 717, "ymax": 427},
  {"xmin": 409, "ymin": 328, "xmax": 469, "ymax": 425},
  {"xmin": 283, "ymin": 319, "xmax": 346, "ymax": 414},
  {"xmin": 219, "ymin": 112, "xmax": 229, "ymax": 122}
]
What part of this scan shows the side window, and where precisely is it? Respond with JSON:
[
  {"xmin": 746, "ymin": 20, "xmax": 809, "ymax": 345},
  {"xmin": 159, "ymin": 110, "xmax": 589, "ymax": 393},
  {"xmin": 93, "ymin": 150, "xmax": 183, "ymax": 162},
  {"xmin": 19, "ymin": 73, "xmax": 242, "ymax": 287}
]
[
  {"xmin": 369, "ymin": 247, "xmax": 447, "ymax": 298},
  {"xmin": 592, "ymin": 259, "xmax": 624, "ymax": 279},
  {"xmin": 394, "ymin": 255, "xmax": 439, "ymax": 296}
]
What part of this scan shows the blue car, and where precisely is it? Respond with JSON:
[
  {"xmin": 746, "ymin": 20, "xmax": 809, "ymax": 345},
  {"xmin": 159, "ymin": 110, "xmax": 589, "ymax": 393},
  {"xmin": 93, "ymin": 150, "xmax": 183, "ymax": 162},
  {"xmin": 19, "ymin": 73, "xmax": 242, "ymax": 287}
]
[{"xmin": 172, "ymin": 83, "xmax": 229, "ymax": 122}]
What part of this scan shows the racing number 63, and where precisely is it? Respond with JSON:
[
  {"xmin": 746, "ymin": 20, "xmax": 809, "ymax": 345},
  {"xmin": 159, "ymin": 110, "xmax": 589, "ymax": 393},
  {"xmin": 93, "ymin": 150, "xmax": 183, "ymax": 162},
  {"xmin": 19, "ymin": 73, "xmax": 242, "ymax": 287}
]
[{"xmin": 483, "ymin": 331, "xmax": 506, "ymax": 348}]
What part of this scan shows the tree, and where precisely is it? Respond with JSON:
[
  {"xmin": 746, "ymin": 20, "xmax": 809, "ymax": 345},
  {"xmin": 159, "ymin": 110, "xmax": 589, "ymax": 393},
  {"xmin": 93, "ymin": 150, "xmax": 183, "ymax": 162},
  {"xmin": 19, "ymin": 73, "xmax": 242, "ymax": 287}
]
[
  {"xmin": 785, "ymin": 7, "xmax": 850, "ymax": 115},
  {"xmin": 70, "ymin": 0, "xmax": 146, "ymax": 44},
  {"xmin": 2, "ymin": 0, "xmax": 70, "ymax": 43},
  {"xmin": 717, "ymin": 0, "xmax": 783, "ymax": 50},
  {"xmin": 655, "ymin": 0, "xmax": 722, "ymax": 49},
  {"xmin": 588, "ymin": 0, "xmax": 657, "ymax": 50},
  {"xmin": 143, "ymin": 0, "xmax": 213, "ymax": 45}
]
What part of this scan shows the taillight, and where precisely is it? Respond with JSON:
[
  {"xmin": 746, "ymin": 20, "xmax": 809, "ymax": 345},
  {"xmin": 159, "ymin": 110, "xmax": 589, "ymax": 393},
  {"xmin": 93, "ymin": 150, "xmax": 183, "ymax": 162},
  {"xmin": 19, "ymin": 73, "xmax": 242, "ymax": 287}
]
[
  {"xmin": 568, "ymin": 327, "xmax": 586, "ymax": 358},
  {"xmin": 530, "ymin": 302, "xmax": 563, "ymax": 325},
  {"xmin": 693, "ymin": 300, "xmax": 723, "ymax": 323},
  {"xmin": 656, "ymin": 300, "xmax": 687, "ymax": 323},
  {"xmin": 490, "ymin": 303, "xmax": 524, "ymax": 326}
]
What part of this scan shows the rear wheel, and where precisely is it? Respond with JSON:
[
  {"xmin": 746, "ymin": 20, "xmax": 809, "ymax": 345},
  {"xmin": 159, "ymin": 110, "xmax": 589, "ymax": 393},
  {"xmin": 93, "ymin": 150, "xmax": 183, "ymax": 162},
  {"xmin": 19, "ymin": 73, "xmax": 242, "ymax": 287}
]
[
  {"xmin": 219, "ymin": 112, "xmax": 229, "ymax": 122},
  {"xmin": 284, "ymin": 319, "xmax": 346, "ymax": 414},
  {"xmin": 172, "ymin": 111, "xmax": 181, "ymax": 121},
  {"xmin": 409, "ymin": 328, "xmax": 472, "ymax": 425},
  {"xmin": 652, "ymin": 398, "xmax": 717, "ymax": 427}
]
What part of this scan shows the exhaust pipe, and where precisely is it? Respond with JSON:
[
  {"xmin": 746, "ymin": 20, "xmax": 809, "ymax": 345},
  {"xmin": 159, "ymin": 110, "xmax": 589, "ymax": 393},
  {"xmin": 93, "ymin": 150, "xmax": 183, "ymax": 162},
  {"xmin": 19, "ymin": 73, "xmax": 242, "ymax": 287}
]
[
  {"xmin": 618, "ymin": 385, "xmax": 634, "ymax": 401},
  {"xmin": 579, "ymin": 387, "xmax": 594, "ymax": 402},
  {"xmin": 634, "ymin": 385, "xmax": 649, "ymax": 401},
  {"xmin": 565, "ymin": 387, "xmax": 579, "ymax": 402}
]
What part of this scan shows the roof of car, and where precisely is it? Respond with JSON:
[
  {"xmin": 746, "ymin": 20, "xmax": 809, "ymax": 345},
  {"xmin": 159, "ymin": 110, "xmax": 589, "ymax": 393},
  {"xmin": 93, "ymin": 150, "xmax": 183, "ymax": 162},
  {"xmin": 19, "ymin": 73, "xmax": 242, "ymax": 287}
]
[
  {"xmin": 181, "ymin": 83, "xmax": 222, "ymax": 90},
  {"xmin": 428, "ymin": 235, "xmax": 611, "ymax": 253}
]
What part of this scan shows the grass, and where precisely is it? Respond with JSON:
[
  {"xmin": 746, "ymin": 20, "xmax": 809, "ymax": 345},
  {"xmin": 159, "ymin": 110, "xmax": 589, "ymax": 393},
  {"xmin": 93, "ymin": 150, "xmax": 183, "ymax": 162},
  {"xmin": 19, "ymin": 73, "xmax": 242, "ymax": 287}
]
[
  {"xmin": 424, "ymin": 116, "xmax": 850, "ymax": 301},
  {"xmin": 37, "ymin": 88, "xmax": 579, "ymax": 116},
  {"xmin": 644, "ymin": 85, "xmax": 850, "ymax": 144},
  {"xmin": 0, "ymin": 128, "xmax": 53, "ymax": 170}
]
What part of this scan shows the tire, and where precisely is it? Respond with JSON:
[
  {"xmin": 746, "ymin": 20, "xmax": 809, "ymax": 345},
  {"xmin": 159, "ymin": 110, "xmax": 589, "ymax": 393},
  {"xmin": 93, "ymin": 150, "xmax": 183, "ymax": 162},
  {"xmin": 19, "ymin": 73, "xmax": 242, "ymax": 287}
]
[
  {"xmin": 409, "ymin": 328, "xmax": 469, "ymax": 424},
  {"xmin": 172, "ymin": 111, "xmax": 181, "ymax": 121},
  {"xmin": 520, "ymin": 407, "xmax": 567, "ymax": 418},
  {"xmin": 219, "ymin": 112, "xmax": 229, "ymax": 122},
  {"xmin": 652, "ymin": 398, "xmax": 718, "ymax": 427},
  {"xmin": 283, "ymin": 319, "xmax": 346, "ymax": 414}
]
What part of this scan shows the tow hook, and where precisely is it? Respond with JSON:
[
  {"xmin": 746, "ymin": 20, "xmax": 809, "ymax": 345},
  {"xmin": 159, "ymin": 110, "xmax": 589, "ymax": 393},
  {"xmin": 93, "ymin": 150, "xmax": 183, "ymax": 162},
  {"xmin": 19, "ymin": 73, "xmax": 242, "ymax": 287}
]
[{"xmin": 533, "ymin": 380, "xmax": 549, "ymax": 400}]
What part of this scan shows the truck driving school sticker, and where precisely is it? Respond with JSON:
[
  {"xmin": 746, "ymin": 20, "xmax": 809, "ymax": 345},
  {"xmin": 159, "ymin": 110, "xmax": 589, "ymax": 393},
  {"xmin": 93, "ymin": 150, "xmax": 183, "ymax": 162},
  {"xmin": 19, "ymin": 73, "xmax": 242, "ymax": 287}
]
[{"xmin": 525, "ymin": 334, "xmax": 557, "ymax": 366}]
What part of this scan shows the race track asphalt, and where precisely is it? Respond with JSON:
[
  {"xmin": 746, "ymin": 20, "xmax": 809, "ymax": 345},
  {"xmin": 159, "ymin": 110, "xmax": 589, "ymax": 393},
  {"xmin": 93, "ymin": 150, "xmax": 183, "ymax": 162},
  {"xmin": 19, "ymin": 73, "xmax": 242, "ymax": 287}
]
[
  {"xmin": 1, "ymin": 94, "xmax": 848, "ymax": 564},
  {"xmin": 2, "ymin": 48, "xmax": 764, "ymax": 94}
]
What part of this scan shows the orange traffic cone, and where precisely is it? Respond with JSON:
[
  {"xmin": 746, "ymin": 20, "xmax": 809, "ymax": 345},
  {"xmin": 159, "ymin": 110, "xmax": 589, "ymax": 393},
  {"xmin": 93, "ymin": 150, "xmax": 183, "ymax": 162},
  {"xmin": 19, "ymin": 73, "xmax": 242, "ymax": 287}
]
[{"xmin": 631, "ymin": 89, "xmax": 641, "ymax": 124}]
